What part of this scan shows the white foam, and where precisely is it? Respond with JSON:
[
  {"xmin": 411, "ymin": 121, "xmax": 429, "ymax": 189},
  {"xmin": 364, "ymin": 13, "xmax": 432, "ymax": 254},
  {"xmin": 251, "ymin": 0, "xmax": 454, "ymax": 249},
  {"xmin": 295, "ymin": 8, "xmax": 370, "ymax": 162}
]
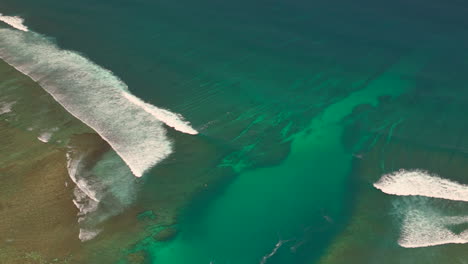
[
  {"xmin": 66, "ymin": 148, "xmax": 137, "ymax": 242},
  {"xmin": 0, "ymin": 101, "xmax": 15, "ymax": 115},
  {"xmin": 376, "ymin": 170, "xmax": 468, "ymax": 248},
  {"xmin": 66, "ymin": 149, "xmax": 101, "ymax": 241},
  {"xmin": 66, "ymin": 151, "xmax": 100, "ymax": 204},
  {"xmin": 0, "ymin": 14, "xmax": 28, "ymax": 32},
  {"xmin": 90, "ymin": 151, "xmax": 137, "ymax": 208},
  {"xmin": 73, "ymin": 187, "xmax": 99, "ymax": 217},
  {"xmin": 122, "ymin": 92, "xmax": 198, "ymax": 135},
  {"xmin": 79, "ymin": 228, "xmax": 101, "ymax": 242},
  {"xmin": 37, "ymin": 127, "xmax": 59, "ymax": 143},
  {"xmin": 374, "ymin": 169, "xmax": 468, "ymax": 202},
  {"xmin": 399, "ymin": 209, "xmax": 468, "ymax": 248},
  {"xmin": 0, "ymin": 27, "xmax": 197, "ymax": 177},
  {"xmin": 37, "ymin": 132, "xmax": 52, "ymax": 143},
  {"xmin": 260, "ymin": 239, "xmax": 290, "ymax": 264}
]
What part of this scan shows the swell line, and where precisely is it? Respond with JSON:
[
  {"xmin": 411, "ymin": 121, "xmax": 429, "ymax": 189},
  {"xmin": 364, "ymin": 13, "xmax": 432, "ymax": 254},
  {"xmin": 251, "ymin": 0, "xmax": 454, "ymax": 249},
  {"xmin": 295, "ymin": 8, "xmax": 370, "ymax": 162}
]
[{"xmin": 0, "ymin": 22, "xmax": 197, "ymax": 177}]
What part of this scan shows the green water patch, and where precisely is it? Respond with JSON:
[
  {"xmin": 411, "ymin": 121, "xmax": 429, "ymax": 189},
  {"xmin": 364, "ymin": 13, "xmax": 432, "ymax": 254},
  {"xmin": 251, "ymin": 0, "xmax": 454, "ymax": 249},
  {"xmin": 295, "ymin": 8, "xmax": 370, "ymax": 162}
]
[
  {"xmin": 317, "ymin": 41, "xmax": 468, "ymax": 264},
  {"xmin": 318, "ymin": 139, "xmax": 468, "ymax": 264},
  {"xmin": 134, "ymin": 55, "xmax": 419, "ymax": 264}
]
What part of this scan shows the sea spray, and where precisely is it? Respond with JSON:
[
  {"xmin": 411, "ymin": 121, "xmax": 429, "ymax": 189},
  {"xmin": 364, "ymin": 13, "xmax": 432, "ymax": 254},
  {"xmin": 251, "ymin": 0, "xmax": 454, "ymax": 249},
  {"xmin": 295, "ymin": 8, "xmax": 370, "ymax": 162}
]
[{"xmin": 0, "ymin": 26, "xmax": 197, "ymax": 177}]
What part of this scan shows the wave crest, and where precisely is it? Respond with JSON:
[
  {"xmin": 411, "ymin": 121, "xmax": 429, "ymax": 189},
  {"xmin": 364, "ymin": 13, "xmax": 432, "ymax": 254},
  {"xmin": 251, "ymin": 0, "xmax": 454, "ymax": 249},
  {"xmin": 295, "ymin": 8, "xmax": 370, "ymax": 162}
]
[
  {"xmin": 374, "ymin": 169, "xmax": 468, "ymax": 202},
  {"xmin": 0, "ymin": 13, "xmax": 28, "ymax": 31},
  {"xmin": 0, "ymin": 27, "xmax": 197, "ymax": 177}
]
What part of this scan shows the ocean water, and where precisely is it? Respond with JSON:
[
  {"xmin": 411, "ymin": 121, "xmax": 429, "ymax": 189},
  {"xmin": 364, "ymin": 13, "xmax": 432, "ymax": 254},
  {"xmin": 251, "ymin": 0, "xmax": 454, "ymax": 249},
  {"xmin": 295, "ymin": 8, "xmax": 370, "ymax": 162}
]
[{"xmin": 2, "ymin": 0, "xmax": 468, "ymax": 263}]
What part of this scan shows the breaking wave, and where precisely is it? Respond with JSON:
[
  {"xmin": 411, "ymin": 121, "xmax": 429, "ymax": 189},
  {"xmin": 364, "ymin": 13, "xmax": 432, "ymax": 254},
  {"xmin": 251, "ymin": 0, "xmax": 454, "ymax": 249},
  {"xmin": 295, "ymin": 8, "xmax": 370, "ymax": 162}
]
[
  {"xmin": 376, "ymin": 170, "xmax": 468, "ymax": 248},
  {"xmin": 0, "ymin": 13, "xmax": 28, "ymax": 31},
  {"xmin": 374, "ymin": 169, "xmax": 468, "ymax": 202},
  {"xmin": 122, "ymin": 92, "xmax": 198, "ymax": 135},
  {"xmin": 0, "ymin": 26, "xmax": 197, "ymax": 177}
]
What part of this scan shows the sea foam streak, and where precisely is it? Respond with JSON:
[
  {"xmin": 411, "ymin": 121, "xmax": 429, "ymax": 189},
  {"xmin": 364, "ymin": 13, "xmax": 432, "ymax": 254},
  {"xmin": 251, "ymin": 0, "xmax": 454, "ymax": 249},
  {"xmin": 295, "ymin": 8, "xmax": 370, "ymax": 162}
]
[
  {"xmin": 0, "ymin": 27, "xmax": 197, "ymax": 177},
  {"xmin": 260, "ymin": 239, "xmax": 291, "ymax": 264},
  {"xmin": 399, "ymin": 208, "xmax": 468, "ymax": 248},
  {"xmin": 0, "ymin": 14, "xmax": 28, "ymax": 31},
  {"xmin": 66, "ymin": 148, "xmax": 137, "ymax": 241},
  {"xmin": 66, "ymin": 150, "xmax": 100, "ymax": 241},
  {"xmin": 374, "ymin": 169, "xmax": 468, "ymax": 202}
]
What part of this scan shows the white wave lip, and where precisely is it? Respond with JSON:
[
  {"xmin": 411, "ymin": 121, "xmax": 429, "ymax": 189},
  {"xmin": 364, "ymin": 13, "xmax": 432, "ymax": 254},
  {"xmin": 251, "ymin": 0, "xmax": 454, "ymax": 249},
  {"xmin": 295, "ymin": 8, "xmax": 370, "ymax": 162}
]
[
  {"xmin": 0, "ymin": 14, "xmax": 28, "ymax": 31},
  {"xmin": 0, "ymin": 27, "xmax": 197, "ymax": 177},
  {"xmin": 122, "ymin": 92, "xmax": 198, "ymax": 135},
  {"xmin": 399, "ymin": 209, "xmax": 468, "ymax": 248},
  {"xmin": 374, "ymin": 169, "xmax": 468, "ymax": 202}
]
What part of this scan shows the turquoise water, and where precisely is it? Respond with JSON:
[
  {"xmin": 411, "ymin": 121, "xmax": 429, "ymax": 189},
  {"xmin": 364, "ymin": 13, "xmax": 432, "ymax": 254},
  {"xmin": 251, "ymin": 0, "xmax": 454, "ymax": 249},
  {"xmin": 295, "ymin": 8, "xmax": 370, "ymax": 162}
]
[
  {"xmin": 151, "ymin": 60, "xmax": 413, "ymax": 264},
  {"xmin": 3, "ymin": 0, "xmax": 468, "ymax": 263}
]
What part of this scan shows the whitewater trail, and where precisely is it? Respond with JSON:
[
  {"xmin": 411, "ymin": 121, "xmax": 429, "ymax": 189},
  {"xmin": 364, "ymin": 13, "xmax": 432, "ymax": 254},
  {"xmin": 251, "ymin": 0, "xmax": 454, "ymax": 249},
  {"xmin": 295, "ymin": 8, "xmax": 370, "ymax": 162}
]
[
  {"xmin": 374, "ymin": 169, "xmax": 468, "ymax": 202},
  {"xmin": 375, "ymin": 169, "xmax": 468, "ymax": 248},
  {"xmin": 66, "ymin": 148, "xmax": 139, "ymax": 241},
  {"xmin": 399, "ymin": 209, "xmax": 468, "ymax": 248},
  {"xmin": 0, "ymin": 11, "xmax": 198, "ymax": 243},
  {"xmin": 0, "ymin": 20, "xmax": 197, "ymax": 177}
]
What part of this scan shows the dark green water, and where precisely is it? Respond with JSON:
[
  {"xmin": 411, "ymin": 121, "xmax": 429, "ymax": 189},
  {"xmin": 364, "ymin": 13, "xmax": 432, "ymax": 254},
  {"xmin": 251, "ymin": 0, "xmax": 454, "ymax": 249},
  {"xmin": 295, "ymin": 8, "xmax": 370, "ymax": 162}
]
[{"xmin": 2, "ymin": 0, "xmax": 468, "ymax": 263}]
